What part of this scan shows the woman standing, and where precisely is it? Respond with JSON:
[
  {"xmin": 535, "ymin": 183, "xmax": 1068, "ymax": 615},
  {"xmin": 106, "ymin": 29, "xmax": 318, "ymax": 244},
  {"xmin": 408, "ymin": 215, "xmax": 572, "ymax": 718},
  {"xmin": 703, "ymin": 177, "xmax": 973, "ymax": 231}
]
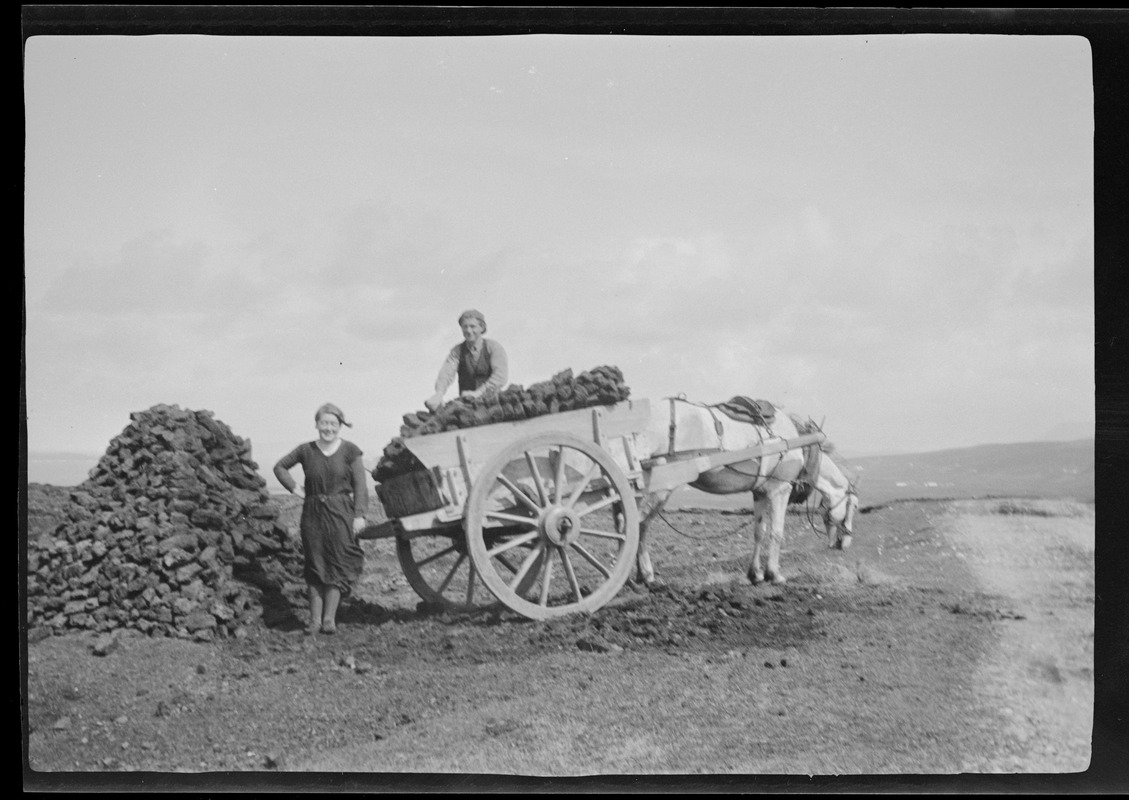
[{"xmin": 273, "ymin": 403, "xmax": 367, "ymax": 635}]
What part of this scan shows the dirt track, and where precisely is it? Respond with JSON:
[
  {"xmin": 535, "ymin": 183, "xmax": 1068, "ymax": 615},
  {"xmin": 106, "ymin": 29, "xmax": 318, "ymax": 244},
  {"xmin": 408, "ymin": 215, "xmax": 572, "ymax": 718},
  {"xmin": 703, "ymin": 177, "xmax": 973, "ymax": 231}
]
[{"xmin": 25, "ymin": 495, "xmax": 1100, "ymax": 787}]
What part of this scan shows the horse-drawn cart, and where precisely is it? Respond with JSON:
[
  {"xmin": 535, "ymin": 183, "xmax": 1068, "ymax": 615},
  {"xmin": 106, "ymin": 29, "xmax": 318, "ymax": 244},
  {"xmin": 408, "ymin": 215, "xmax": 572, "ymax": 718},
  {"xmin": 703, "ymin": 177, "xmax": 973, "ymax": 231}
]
[{"xmin": 363, "ymin": 399, "xmax": 825, "ymax": 620}]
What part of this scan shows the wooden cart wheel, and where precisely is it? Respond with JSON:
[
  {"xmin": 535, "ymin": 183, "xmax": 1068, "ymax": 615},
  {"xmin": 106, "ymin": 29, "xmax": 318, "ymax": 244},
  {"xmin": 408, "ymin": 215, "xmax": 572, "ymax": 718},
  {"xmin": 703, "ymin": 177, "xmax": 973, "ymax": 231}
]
[
  {"xmin": 465, "ymin": 432, "xmax": 640, "ymax": 620},
  {"xmin": 396, "ymin": 529, "xmax": 498, "ymax": 614}
]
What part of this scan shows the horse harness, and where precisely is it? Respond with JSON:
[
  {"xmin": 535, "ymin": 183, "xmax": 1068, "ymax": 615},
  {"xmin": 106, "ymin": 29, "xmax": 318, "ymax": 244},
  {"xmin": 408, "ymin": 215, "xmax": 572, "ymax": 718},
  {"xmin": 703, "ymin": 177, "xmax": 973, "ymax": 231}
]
[
  {"xmin": 667, "ymin": 394, "xmax": 722, "ymax": 455},
  {"xmin": 663, "ymin": 396, "xmax": 792, "ymax": 494}
]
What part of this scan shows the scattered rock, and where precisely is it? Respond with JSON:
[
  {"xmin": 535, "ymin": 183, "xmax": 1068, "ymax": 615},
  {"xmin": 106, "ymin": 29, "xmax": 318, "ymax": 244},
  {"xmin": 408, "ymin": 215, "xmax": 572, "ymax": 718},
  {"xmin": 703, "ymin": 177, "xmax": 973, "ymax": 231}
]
[
  {"xmin": 484, "ymin": 718, "xmax": 524, "ymax": 737},
  {"xmin": 52, "ymin": 716, "xmax": 72, "ymax": 730},
  {"xmin": 92, "ymin": 633, "xmax": 119, "ymax": 657}
]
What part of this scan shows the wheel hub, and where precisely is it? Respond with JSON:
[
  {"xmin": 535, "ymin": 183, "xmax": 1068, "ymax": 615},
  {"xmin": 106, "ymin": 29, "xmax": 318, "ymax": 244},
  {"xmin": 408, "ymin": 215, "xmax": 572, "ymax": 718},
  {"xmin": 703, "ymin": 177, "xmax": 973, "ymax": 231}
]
[{"xmin": 540, "ymin": 506, "xmax": 581, "ymax": 547}]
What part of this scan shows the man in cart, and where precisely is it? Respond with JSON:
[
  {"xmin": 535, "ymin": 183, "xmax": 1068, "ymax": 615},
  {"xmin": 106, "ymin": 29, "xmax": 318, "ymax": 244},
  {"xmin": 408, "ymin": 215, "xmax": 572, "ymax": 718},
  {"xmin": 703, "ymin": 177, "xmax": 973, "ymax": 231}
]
[{"xmin": 425, "ymin": 309, "xmax": 509, "ymax": 412}]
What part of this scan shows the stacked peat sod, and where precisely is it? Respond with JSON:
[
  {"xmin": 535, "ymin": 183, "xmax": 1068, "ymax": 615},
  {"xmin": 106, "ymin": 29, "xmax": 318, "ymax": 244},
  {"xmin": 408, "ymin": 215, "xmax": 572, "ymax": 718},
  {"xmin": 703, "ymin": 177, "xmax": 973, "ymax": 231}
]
[
  {"xmin": 27, "ymin": 404, "xmax": 304, "ymax": 641},
  {"xmin": 373, "ymin": 365, "xmax": 630, "ymax": 481}
]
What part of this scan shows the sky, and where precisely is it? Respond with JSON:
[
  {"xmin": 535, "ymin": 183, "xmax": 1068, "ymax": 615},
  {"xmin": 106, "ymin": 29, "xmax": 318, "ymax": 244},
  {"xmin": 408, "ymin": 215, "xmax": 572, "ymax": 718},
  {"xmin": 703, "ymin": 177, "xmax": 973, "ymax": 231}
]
[{"xmin": 23, "ymin": 33, "xmax": 1095, "ymax": 487}]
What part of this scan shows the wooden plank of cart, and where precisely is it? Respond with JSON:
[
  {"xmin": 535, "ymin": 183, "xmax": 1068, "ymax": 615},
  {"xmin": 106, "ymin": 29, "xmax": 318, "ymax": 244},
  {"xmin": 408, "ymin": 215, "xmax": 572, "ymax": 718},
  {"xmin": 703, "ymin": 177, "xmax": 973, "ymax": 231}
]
[{"xmin": 363, "ymin": 398, "xmax": 825, "ymax": 620}]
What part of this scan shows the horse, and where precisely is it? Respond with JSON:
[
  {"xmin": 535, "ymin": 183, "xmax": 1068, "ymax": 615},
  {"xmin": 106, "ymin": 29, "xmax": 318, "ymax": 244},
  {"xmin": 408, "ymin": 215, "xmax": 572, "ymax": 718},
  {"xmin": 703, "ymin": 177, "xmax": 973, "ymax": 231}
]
[{"xmin": 630, "ymin": 397, "xmax": 859, "ymax": 587}]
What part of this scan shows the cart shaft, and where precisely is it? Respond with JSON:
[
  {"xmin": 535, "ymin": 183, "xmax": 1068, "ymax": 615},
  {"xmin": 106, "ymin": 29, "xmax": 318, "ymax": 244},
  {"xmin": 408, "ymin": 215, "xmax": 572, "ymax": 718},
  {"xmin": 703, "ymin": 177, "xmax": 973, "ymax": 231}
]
[{"xmin": 643, "ymin": 431, "xmax": 826, "ymax": 493}]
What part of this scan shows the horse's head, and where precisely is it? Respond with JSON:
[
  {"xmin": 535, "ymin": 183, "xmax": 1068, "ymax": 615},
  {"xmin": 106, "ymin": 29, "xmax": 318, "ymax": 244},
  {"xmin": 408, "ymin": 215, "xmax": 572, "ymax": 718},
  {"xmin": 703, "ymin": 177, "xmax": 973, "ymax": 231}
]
[
  {"xmin": 817, "ymin": 456, "xmax": 859, "ymax": 550},
  {"xmin": 824, "ymin": 483, "xmax": 859, "ymax": 550}
]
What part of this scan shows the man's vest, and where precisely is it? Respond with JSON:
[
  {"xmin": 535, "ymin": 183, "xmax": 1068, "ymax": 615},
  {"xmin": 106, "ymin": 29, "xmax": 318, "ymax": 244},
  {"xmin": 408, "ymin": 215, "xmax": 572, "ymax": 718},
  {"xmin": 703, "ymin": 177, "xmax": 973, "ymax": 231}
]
[{"xmin": 457, "ymin": 341, "xmax": 494, "ymax": 393}]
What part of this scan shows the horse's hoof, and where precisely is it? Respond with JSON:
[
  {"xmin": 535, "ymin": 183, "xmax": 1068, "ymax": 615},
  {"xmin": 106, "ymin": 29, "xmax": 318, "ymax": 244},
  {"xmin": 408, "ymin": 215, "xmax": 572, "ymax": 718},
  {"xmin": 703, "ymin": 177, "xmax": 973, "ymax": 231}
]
[
  {"xmin": 747, "ymin": 570, "xmax": 764, "ymax": 585},
  {"xmin": 839, "ymin": 535, "xmax": 853, "ymax": 551},
  {"xmin": 768, "ymin": 573, "xmax": 787, "ymax": 585}
]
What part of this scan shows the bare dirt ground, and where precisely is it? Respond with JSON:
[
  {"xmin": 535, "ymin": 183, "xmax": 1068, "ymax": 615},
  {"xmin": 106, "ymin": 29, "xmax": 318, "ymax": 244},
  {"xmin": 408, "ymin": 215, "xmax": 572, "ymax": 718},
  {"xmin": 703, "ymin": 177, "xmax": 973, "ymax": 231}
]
[{"xmin": 23, "ymin": 493, "xmax": 1117, "ymax": 791}]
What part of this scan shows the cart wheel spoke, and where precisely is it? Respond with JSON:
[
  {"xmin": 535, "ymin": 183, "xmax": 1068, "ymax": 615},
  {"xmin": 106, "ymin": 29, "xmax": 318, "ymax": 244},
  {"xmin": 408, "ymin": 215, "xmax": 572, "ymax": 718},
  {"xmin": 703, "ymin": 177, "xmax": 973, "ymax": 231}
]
[
  {"xmin": 538, "ymin": 553, "xmax": 555, "ymax": 606},
  {"xmin": 416, "ymin": 542, "xmax": 459, "ymax": 568},
  {"xmin": 507, "ymin": 542, "xmax": 545, "ymax": 593},
  {"xmin": 552, "ymin": 446, "xmax": 567, "ymax": 505},
  {"xmin": 559, "ymin": 548, "xmax": 583, "ymax": 602},
  {"xmin": 484, "ymin": 510, "xmax": 539, "ymax": 528},
  {"xmin": 396, "ymin": 532, "xmax": 498, "ymax": 614},
  {"xmin": 524, "ymin": 451, "xmax": 549, "ymax": 506},
  {"xmin": 570, "ymin": 541, "xmax": 613, "ymax": 579},
  {"xmin": 436, "ymin": 551, "xmax": 468, "ymax": 594},
  {"xmin": 486, "ymin": 529, "xmax": 540, "ymax": 558},
  {"xmin": 566, "ymin": 462, "xmax": 601, "ymax": 508},
  {"xmin": 495, "ymin": 551, "xmax": 521, "ymax": 575},
  {"xmin": 575, "ymin": 492, "xmax": 621, "ymax": 518},
  {"xmin": 578, "ymin": 526, "xmax": 627, "ymax": 542},
  {"xmin": 497, "ymin": 473, "xmax": 544, "ymax": 515},
  {"xmin": 513, "ymin": 547, "xmax": 547, "ymax": 597}
]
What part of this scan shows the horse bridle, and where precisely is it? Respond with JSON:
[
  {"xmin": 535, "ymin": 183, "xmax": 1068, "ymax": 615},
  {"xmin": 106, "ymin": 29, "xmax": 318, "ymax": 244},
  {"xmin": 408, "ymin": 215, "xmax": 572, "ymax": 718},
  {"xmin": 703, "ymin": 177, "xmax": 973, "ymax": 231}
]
[{"xmin": 821, "ymin": 483, "xmax": 859, "ymax": 536}]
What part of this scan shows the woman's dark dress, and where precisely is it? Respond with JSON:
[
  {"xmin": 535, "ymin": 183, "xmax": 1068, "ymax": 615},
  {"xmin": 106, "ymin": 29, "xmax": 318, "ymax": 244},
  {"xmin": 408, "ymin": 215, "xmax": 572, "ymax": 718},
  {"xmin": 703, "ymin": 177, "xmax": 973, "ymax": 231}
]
[{"xmin": 275, "ymin": 441, "xmax": 367, "ymax": 594}]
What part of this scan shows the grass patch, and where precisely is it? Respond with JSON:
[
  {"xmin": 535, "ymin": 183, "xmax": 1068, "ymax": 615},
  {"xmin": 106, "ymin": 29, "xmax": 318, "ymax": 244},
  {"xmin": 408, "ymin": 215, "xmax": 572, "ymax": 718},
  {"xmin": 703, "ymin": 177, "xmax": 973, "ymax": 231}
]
[{"xmin": 992, "ymin": 499, "xmax": 1092, "ymax": 518}]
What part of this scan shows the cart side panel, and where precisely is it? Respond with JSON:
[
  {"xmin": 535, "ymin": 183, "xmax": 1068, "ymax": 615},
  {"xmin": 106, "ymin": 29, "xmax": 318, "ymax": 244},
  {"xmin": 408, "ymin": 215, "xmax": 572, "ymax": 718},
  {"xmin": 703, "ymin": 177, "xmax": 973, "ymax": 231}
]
[{"xmin": 400, "ymin": 399, "xmax": 652, "ymax": 473}]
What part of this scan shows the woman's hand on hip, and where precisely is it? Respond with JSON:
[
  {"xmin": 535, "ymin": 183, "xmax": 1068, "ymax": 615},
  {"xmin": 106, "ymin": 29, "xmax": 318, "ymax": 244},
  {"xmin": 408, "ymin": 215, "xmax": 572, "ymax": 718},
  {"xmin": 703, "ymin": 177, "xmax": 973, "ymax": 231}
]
[{"xmin": 353, "ymin": 516, "xmax": 366, "ymax": 535}]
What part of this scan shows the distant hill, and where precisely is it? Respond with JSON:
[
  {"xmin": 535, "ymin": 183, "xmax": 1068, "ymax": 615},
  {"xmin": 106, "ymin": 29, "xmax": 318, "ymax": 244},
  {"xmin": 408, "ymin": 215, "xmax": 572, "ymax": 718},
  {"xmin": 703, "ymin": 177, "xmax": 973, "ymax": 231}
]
[
  {"xmin": 24, "ymin": 452, "xmax": 102, "ymax": 488},
  {"xmin": 667, "ymin": 439, "xmax": 1095, "ymax": 510}
]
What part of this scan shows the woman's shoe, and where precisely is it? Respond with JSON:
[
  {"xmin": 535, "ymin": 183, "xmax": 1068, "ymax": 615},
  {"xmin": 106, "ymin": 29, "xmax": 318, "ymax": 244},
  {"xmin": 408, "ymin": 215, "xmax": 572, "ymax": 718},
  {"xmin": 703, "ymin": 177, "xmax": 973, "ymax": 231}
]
[
  {"xmin": 321, "ymin": 620, "xmax": 337, "ymax": 635},
  {"xmin": 305, "ymin": 621, "xmax": 320, "ymax": 636}
]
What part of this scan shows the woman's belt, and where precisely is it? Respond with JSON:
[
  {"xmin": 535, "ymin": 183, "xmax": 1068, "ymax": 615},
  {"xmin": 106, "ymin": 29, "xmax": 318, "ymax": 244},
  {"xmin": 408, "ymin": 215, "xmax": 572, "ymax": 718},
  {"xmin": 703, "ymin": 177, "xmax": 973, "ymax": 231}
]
[{"xmin": 311, "ymin": 492, "xmax": 353, "ymax": 503}]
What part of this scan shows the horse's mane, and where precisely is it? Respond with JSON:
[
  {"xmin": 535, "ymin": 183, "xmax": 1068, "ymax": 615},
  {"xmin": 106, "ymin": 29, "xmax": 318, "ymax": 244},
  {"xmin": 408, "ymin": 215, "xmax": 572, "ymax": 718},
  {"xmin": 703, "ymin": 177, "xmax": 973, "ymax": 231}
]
[{"xmin": 787, "ymin": 412, "xmax": 836, "ymax": 455}]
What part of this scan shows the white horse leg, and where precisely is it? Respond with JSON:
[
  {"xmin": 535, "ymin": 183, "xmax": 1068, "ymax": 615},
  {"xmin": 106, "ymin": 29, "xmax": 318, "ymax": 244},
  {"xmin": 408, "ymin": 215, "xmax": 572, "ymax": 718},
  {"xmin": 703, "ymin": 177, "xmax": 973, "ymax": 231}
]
[
  {"xmin": 825, "ymin": 506, "xmax": 853, "ymax": 550},
  {"xmin": 763, "ymin": 488, "xmax": 790, "ymax": 585},
  {"xmin": 748, "ymin": 493, "xmax": 768, "ymax": 584},
  {"xmin": 838, "ymin": 493, "xmax": 857, "ymax": 550},
  {"xmin": 633, "ymin": 490, "xmax": 671, "ymax": 586},
  {"xmin": 825, "ymin": 506, "xmax": 841, "ymax": 550}
]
